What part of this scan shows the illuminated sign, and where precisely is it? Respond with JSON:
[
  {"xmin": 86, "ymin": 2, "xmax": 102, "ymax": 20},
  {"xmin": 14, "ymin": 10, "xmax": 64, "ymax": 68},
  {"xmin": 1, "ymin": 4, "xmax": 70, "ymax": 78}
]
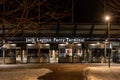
[{"xmin": 26, "ymin": 37, "xmax": 84, "ymax": 43}]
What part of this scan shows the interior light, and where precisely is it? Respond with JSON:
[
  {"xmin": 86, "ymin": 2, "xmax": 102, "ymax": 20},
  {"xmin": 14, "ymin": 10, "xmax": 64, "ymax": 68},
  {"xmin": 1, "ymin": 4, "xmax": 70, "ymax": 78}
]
[
  {"xmin": 44, "ymin": 44, "xmax": 50, "ymax": 46},
  {"xmin": 97, "ymin": 42, "xmax": 100, "ymax": 45},
  {"xmin": 59, "ymin": 44, "xmax": 66, "ymax": 46},
  {"xmin": 27, "ymin": 44, "xmax": 34, "ymax": 46},
  {"xmin": 10, "ymin": 44, "xmax": 16, "ymax": 46},
  {"xmin": 76, "ymin": 44, "xmax": 81, "ymax": 46}
]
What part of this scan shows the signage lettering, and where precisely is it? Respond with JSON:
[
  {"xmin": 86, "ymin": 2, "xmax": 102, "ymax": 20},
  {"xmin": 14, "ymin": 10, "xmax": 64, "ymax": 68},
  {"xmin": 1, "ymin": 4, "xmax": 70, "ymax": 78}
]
[{"xmin": 26, "ymin": 37, "xmax": 84, "ymax": 43}]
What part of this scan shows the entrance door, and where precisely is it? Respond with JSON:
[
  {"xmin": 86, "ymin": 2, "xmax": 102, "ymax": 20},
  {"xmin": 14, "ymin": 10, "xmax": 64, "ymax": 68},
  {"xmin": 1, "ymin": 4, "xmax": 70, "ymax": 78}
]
[{"xmin": 40, "ymin": 48, "xmax": 50, "ymax": 63}]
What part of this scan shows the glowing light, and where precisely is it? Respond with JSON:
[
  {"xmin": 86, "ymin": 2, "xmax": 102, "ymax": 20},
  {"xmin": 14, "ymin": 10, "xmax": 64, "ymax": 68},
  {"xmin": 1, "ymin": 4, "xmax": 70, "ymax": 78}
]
[
  {"xmin": 10, "ymin": 44, "xmax": 16, "ymax": 46},
  {"xmin": 27, "ymin": 44, "xmax": 34, "ymax": 46},
  {"xmin": 59, "ymin": 44, "xmax": 66, "ymax": 46},
  {"xmin": 44, "ymin": 44, "xmax": 50, "ymax": 46},
  {"xmin": 76, "ymin": 44, "xmax": 81, "ymax": 46},
  {"xmin": 105, "ymin": 15, "xmax": 111, "ymax": 21},
  {"xmin": 97, "ymin": 42, "xmax": 100, "ymax": 45}
]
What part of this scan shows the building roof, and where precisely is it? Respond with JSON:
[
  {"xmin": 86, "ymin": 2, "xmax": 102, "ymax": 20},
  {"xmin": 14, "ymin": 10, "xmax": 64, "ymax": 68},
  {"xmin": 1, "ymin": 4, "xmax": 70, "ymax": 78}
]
[{"xmin": 0, "ymin": 23, "xmax": 120, "ymax": 42}]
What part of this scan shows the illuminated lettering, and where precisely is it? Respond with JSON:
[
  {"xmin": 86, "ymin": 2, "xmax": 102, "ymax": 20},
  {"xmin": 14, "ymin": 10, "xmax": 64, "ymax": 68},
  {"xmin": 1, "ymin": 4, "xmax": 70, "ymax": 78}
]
[{"xmin": 53, "ymin": 38, "xmax": 65, "ymax": 42}]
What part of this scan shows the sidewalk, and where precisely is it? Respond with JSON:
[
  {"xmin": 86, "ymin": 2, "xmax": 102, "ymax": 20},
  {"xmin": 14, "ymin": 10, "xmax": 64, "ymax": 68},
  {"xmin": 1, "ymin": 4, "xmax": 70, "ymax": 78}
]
[
  {"xmin": 0, "ymin": 63, "xmax": 120, "ymax": 80},
  {"xmin": 0, "ymin": 64, "xmax": 52, "ymax": 80},
  {"xmin": 0, "ymin": 63, "xmax": 89, "ymax": 80},
  {"xmin": 0, "ymin": 63, "xmax": 41, "ymax": 69},
  {"xmin": 85, "ymin": 66, "xmax": 120, "ymax": 80}
]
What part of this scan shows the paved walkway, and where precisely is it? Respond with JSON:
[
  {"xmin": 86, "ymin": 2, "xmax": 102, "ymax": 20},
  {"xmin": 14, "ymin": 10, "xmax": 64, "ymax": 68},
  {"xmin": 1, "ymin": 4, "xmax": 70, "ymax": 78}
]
[
  {"xmin": 0, "ymin": 68, "xmax": 52, "ymax": 80},
  {"xmin": 0, "ymin": 63, "xmax": 89, "ymax": 80},
  {"xmin": 0, "ymin": 64, "xmax": 41, "ymax": 69},
  {"xmin": 0, "ymin": 63, "xmax": 120, "ymax": 80},
  {"xmin": 85, "ymin": 66, "xmax": 120, "ymax": 80}
]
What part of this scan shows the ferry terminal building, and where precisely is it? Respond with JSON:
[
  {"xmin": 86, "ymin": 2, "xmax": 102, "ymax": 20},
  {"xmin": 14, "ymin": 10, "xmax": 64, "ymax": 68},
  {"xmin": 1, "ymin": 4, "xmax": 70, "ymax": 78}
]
[{"xmin": 0, "ymin": 23, "xmax": 120, "ymax": 64}]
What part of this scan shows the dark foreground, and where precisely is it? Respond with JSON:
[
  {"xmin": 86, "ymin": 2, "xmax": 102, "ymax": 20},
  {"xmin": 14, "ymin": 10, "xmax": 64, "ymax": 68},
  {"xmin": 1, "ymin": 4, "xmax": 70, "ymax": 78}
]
[
  {"xmin": 0, "ymin": 63, "xmax": 90, "ymax": 80},
  {"xmin": 0, "ymin": 63, "xmax": 119, "ymax": 80},
  {"xmin": 38, "ymin": 63, "xmax": 89, "ymax": 80}
]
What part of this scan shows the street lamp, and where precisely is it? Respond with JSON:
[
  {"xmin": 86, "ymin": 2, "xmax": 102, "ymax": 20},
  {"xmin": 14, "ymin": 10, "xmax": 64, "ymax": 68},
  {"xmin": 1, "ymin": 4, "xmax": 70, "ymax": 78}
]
[
  {"xmin": 105, "ymin": 15, "xmax": 111, "ymax": 68},
  {"xmin": 1, "ymin": 40, "xmax": 7, "ymax": 64},
  {"xmin": 105, "ymin": 16, "xmax": 110, "ymax": 21}
]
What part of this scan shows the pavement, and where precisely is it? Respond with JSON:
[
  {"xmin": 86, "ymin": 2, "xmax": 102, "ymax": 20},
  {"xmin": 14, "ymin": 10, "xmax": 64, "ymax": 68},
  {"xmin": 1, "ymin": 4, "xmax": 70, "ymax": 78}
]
[
  {"xmin": 0, "ymin": 63, "xmax": 89, "ymax": 80},
  {"xmin": 85, "ymin": 66, "xmax": 120, "ymax": 80},
  {"xmin": 0, "ymin": 63, "xmax": 41, "ymax": 69},
  {"xmin": 0, "ymin": 63, "xmax": 120, "ymax": 80},
  {"xmin": 0, "ymin": 64, "xmax": 52, "ymax": 80}
]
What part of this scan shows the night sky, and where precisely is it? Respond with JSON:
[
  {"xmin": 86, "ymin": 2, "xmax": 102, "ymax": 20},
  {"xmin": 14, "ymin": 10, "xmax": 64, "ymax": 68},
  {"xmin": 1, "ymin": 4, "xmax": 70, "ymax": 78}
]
[
  {"xmin": 0, "ymin": 0, "xmax": 119, "ymax": 23},
  {"xmin": 73, "ymin": 0, "xmax": 120, "ymax": 23},
  {"xmin": 39, "ymin": 0, "xmax": 103, "ymax": 23},
  {"xmin": 74, "ymin": 0, "xmax": 102, "ymax": 23},
  {"xmin": 59, "ymin": 0, "xmax": 103, "ymax": 23}
]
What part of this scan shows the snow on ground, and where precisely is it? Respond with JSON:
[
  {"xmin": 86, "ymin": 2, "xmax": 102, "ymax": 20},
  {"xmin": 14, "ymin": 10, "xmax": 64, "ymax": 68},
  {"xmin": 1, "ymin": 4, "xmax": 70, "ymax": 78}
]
[
  {"xmin": 0, "ymin": 68, "xmax": 52, "ymax": 80},
  {"xmin": 85, "ymin": 66, "xmax": 120, "ymax": 80}
]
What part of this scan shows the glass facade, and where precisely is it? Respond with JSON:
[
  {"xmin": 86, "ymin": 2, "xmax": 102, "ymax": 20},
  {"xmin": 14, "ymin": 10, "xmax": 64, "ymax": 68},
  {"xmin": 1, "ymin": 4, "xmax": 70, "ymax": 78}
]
[{"xmin": 0, "ymin": 41, "xmax": 120, "ymax": 64}]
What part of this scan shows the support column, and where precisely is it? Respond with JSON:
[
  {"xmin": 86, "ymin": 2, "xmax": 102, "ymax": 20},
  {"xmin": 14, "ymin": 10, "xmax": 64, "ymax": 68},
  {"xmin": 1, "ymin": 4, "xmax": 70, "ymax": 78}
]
[
  {"xmin": 104, "ymin": 43, "xmax": 107, "ymax": 62},
  {"xmin": 2, "ymin": 49, "xmax": 5, "ymax": 64}
]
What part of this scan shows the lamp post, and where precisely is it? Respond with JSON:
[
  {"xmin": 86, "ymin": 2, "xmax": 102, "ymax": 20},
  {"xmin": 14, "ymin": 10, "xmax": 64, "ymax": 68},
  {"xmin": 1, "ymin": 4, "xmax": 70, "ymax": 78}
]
[
  {"xmin": 105, "ymin": 15, "xmax": 111, "ymax": 68},
  {"xmin": 1, "ymin": 40, "xmax": 7, "ymax": 64},
  {"xmin": 72, "ymin": 0, "xmax": 74, "ymax": 23}
]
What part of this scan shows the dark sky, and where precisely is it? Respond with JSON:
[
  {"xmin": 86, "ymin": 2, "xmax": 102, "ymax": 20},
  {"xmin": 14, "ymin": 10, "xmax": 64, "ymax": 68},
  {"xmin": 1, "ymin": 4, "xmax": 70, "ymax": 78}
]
[
  {"xmin": 0, "ymin": 0, "xmax": 105, "ymax": 23},
  {"xmin": 73, "ymin": 0, "xmax": 120, "ymax": 23},
  {"xmin": 74, "ymin": 0, "xmax": 103, "ymax": 23},
  {"xmin": 59, "ymin": 0, "xmax": 103, "ymax": 23},
  {"xmin": 0, "ymin": 0, "xmax": 119, "ymax": 23}
]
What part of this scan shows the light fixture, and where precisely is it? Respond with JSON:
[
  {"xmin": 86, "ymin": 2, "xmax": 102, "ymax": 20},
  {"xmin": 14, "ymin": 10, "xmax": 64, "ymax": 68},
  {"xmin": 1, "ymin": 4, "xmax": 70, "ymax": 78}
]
[
  {"xmin": 10, "ymin": 44, "xmax": 16, "ymax": 46},
  {"xmin": 27, "ymin": 44, "xmax": 34, "ymax": 46},
  {"xmin": 44, "ymin": 44, "xmax": 50, "ymax": 46},
  {"xmin": 59, "ymin": 44, "xmax": 66, "ymax": 46},
  {"xmin": 97, "ymin": 42, "xmax": 100, "ymax": 45},
  {"xmin": 105, "ymin": 15, "xmax": 110, "ymax": 21}
]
